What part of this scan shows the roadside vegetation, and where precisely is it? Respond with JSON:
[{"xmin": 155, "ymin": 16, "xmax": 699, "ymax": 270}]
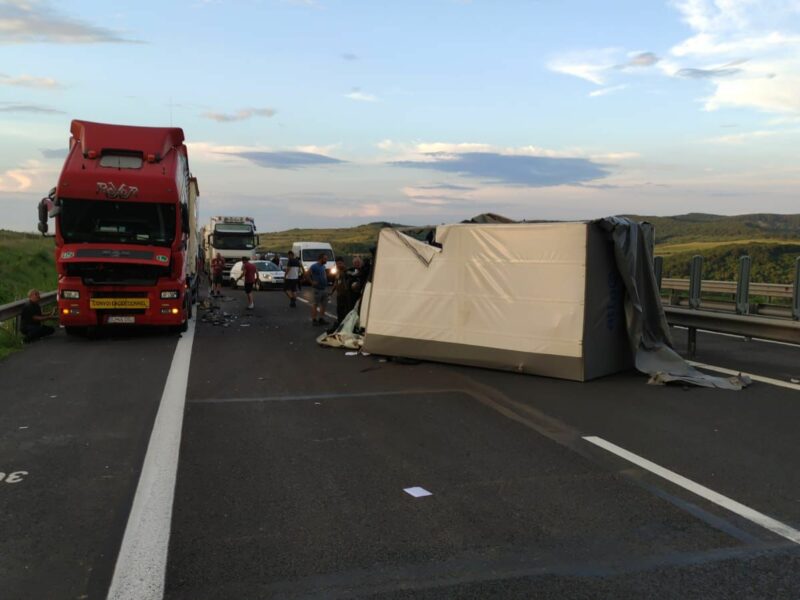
[{"xmin": 0, "ymin": 231, "xmax": 56, "ymax": 359}]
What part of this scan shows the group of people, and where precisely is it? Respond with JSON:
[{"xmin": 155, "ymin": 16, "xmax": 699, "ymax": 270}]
[
  {"xmin": 293, "ymin": 252, "xmax": 371, "ymax": 328},
  {"xmin": 208, "ymin": 250, "xmax": 370, "ymax": 328}
]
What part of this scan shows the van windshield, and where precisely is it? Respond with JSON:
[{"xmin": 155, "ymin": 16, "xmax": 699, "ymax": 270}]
[{"xmin": 301, "ymin": 249, "xmax": 334, "ymax": 263}]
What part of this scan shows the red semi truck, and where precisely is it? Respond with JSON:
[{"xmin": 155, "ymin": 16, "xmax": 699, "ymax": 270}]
[{"xmin": 37, "ymin": 120, "xmax": 199, "ymax": 333}]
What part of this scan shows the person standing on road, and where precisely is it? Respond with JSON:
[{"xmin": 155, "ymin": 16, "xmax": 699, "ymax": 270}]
[
  {"xmin": 236, "ymin": 256, "xmax": 258, "ymax": 310},
  {"xmin": 332, "ymin": 257, "xmax": 351, "ymax": 326},
  {"xmin": 210, "ymin": 252, "xmax": 225, "ymax": 298},
  {"xmin": 271, "ymin": 254, "xmax": 281, "ymax": 267},
  {"xmin": 308, "ymin": 253, "xmax": 329, "ymax": 325},
  {"xmin": 20, "ymin": 289, "xmax": 56, "ymax": 343},
  {"xmin": 283, "ymin": 250, "xmax": 301, "ymax": 308}
]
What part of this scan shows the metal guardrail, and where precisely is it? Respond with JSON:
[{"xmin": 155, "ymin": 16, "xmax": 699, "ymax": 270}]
[
  {"xmin": 665, "ymin": 306, "xmax": 800, "ymax": 357},
  {"xmin": 0, "ymin": 291, "xmax": 58, "ymax": 333}
]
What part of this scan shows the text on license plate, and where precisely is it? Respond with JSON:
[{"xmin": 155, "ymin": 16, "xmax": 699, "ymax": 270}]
[
  {"xmin": 107, "ymin": 316, "xmax": 135, "ymax": 324},
  {"xmin": 90, "ymin": 298, "xmax": 149, "ymax": 310}
]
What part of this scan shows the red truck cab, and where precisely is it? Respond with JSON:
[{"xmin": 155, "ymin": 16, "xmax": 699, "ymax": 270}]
[{"xmin": 38, "ymin": 120, "xmax": 197, "ymax": 333}]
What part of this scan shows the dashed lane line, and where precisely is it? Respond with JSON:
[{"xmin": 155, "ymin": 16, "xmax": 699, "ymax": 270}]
[
  {"xmin": 106, "ymin": 321, "xmax": 196, "ymax": 600},
  {"xmin": 295, "ymin": 295, "xmax": 338, "ymax": 320},
  {"xmin": 584, "ymin": 436, "xmax": 800, "ymax": 545}
]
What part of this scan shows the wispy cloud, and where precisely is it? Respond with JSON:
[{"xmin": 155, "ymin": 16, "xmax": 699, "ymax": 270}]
[
  {"xmin": 675, "ymin": 58, "xmax": 747, "ymax": 79},
  {"xmin": 392, "ymin": 152, "xmax": 609, "ymax": 187},
  {"xmin": 231, "ymin": 151, "xmax": 345, "ymax": 169},
  {"xmin": 0, "ymin": 72, "xmax": 62, "ymax": 89},
  {"xmin": 615, "ymin": 51, "xmax": 660, "ymax": 69},
  {"xmin": 344, "ymin": 88, "xmax": 378, "ymax": 102},
  {"xmin": 0, "ymin": 102, "xmax": 64, "ymax": 114},
  {"xmin": 201, "ymin": 107, "xmax": 277, "ymax": 122},
  {"xmin": 341, "ymin": 52, "xmax": 358, "ymax": 61},
  {"xmin": 589, "ymin": 84, "xmax": 628, "ymax": 97},
  {"xmin": 0, "ymin": 0, "xmax": 140, "ymax": 44}
]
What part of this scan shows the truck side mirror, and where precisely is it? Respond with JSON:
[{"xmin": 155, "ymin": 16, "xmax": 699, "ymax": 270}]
[
  {"xmin": 37, "ymin": 198, "xmax": 49, "ymax": 235},
  {"xmin": 208, "ymin": 234, "xmax": 214, "ymax": 246},
  {"xmin": 256, "ymin": 235, "xmax": 261, "ymax": 246}
]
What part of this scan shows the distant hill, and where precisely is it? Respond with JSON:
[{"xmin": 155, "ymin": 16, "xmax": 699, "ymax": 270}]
[
  {"xmin": 626, "ymin": 213, "xmax": 800, "ymax": 245},
  {"xmin": 257, "ymin": 222, "xmax": 400, "ymax": 256}
]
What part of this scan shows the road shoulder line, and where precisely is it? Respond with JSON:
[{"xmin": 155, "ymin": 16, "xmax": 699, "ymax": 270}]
[{"xmin": 106, "ymin": 322, "xmax": 196, "ymax": 600}]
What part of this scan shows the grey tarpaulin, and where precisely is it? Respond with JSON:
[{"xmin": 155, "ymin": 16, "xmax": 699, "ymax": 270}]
[{"xmin": 599, "ymin": 216, "xmax": 749, "ymax": 389}]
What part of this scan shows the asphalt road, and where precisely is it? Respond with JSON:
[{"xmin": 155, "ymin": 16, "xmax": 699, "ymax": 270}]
[{"xmin": 2, "ymin": 286, "xmax": 799, "ymax": 599}]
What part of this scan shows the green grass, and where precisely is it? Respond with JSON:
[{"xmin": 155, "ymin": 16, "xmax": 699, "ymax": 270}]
[
  {"xmin": 257, "ymin": 222, "xmax": 399, "ymax": 256},
  {"xmin": 0, "ymin": 230, "xmax": 57, "ymax": 359}
]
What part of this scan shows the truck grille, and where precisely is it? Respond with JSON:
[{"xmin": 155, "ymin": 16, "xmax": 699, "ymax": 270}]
[{"xmin": 65, "ymin": 262, "xmax": 169, "ymax": 286}]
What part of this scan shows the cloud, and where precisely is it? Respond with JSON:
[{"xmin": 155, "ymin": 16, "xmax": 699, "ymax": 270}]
[
  {"xmin": 589, "ymin": 84, "xmax": 628, "ymax": 97},
  {"xmin": 415, "ymin": 182, "xmax": 476, "ymax": 191},
  {"xmin": 615, "ymin": 51, "xmax": 660, "ymax": 69},
  {"xmin": 667, "ymin": 0, "xmax": 800, "ymax": 113},
  {"xmin": 0, "ymin": 73, "xmax": 62, "ymax": 89},
  {"xmin": 549, "ymin": 49, "xmax": 660, "ymax": 85},
  {"xmin": 344, "ymin": 88, "xmax": 378, "ymax": 102},
  {"xmin": 0, "ymin": 159, "xmax": 55, "ymax": 192},
  {"xmin": 0, "ymin": 102, "xmax": 64, "ymax": 114},
  {"xmin": 341, "ymin": 52, "xmax": 358, "ymax": 61},
  {"xmin": 392, "ymin": 152, "xmax": 609, "ymax": 187},
  {"xmin": 201, "ymin": 107, "xmax": 277, "ymax": 122},
  {"xmin": 231, "ymin": 150, "xmax": 346, "ymax": 169},
  {"xmin": 675, "ymin": 58, "xmax": 747, "ymax": 79},
  {"xmin": 40, "ymin": 147, "xmax": 67, "ymax": 159},
  {"xmin": 0, "ymin": 0, "xmax": 140, "ymax": 44}
]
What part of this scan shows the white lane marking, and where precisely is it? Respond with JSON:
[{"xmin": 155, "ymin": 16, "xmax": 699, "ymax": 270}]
[
  {"xmin": 689, "ymin": 361, "xmax": 800, "ymax": 392},
  {"xmin": 295, "ymin": 295, "xmax": 337, "ymax": 320},
  {"xmin": 107, "ymin": 321, "xmax": 196, "ymax": 600},
  {"xmin": 404, "ymin": 486, "xmax": 432, "ymax": 498},
  {"xmin": 583, "ymin": 436, "xmax": 800, "ymax": 544}
]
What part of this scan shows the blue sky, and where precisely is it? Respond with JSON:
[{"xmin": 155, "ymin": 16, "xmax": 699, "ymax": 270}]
[{"xmin": 1, "ymin": 0, "xmax": 799, "ymax": 232}]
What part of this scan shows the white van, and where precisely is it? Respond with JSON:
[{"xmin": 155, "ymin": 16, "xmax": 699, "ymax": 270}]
[{"xmin": 291, "ymin": 241, "xmax": 337, "ymax": 281}]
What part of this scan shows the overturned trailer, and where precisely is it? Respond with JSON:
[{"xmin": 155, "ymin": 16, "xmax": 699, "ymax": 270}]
[{"xmin": 359, "ymin": 218, "xmax": 747, "ymax": 388}]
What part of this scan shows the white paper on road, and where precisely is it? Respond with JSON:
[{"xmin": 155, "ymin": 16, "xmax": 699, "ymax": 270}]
[{"xmin": 404, "ymin": 486, "xmax": 432, "ymax": 498}]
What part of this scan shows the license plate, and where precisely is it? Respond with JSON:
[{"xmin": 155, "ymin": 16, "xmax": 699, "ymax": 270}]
[
  {"xmin": 107, "ymin": 315, "xmax": 135, "ymax": 324},
  {"xmin": 90, "ymin": 298, "xmax": 149, "ymax": 310}
]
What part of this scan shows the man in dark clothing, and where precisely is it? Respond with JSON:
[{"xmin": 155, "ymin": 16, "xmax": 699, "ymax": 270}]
[
  {"xmin": 20, "ymin": 289, "xmax": 56, "ymax": 343},
  {"xmin": 308, "ymin": 253, "xmax": 329, "ymax": 325},
  {"xmin": 271, "ymin": 254, "xmax": 281, "ymax": 267},
  {"xmin": 332, "ymin": 257, "xmax": 351, "ymax": 325}
]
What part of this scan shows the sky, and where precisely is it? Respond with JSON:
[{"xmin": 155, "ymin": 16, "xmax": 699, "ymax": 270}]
[{"xmin": 1, "ymin": 0, "xmax": 799, "ymax": 232}]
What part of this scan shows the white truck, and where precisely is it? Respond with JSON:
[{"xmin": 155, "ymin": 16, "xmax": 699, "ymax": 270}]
[{"xmin": 204, "ymin": 216, "xmax": 259, "ymax": 283}]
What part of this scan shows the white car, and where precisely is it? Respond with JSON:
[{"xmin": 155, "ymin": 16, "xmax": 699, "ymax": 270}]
[{"xmin": 229, "ymin": 260, "xmax": 285, "ymax": 290}]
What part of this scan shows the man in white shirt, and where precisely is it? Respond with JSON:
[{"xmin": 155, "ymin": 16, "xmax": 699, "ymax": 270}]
[{"xmin": 283, "ymin": 250, "xmax": 302, "ymax": 308}]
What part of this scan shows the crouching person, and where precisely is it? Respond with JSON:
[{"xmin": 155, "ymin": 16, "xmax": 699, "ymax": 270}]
[{"xmin": 20, "ymin": 289, "xmax": 56, "ymax": 343}]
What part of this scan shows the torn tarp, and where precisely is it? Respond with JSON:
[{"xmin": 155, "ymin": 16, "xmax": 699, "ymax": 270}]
[
  {"xmin": 599, "ymin": 217, "xmax": 749, "ymax": 389},
  {"xmin": 316, "ymin": 301, "xmax": 364, "ymax": 350}
]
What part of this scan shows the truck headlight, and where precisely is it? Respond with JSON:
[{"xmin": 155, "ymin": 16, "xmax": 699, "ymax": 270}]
[
  {"xmin": 160, "ymin": 290, "xmax": 180, "ymax": 299},
  {"xmin": 62, "ymin": 290, "xmax": 80, "ymax": 299},
  {"xmin": 330, "ymin": 267, "xmax": 338, "ymax": 275}
]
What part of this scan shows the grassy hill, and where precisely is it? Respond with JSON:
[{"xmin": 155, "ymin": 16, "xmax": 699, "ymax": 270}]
[
  {"xmin": 0, "ymin": 230, "xmax": 56, "ymax": 305},
  {"xmin": 626, "ymin": 214, "xmax": 800, "ymax": 283}
]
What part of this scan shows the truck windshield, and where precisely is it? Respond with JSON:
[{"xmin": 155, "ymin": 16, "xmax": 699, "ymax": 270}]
[
  {"xmin": 301, "ymin": 249, "xmax": 334, "ymax": 263},
  {"xmin": 214, "ymin": 233, "xmax": 256, "ymax": 250},
  {"xmin": 60, "ymin": 199, "xmax": 176, "ymax": 246}
]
